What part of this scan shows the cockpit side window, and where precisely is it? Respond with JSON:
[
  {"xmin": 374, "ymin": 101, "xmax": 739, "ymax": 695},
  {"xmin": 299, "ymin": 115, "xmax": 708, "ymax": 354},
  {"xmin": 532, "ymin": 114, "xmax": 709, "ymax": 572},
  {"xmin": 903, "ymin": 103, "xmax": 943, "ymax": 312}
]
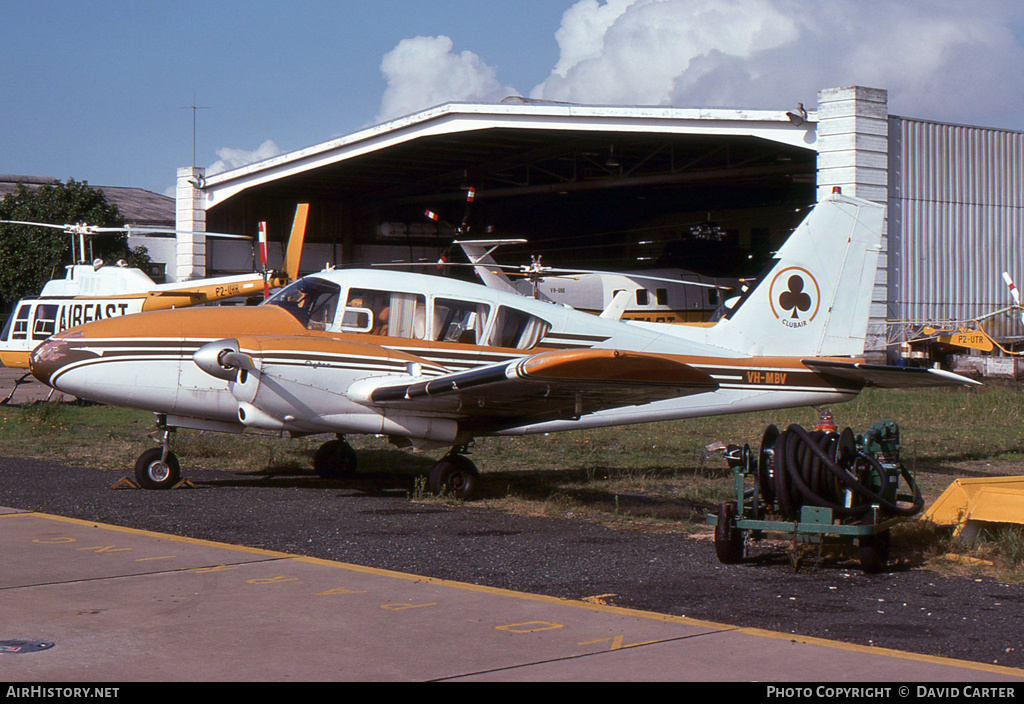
[
  {"xmin": 343, "ymin": 288, "xmax": 426, "ymax": 339},
  {"xmin": 264, "ymin": 278, "xmax": 341, "ymax": 331},
  {"xmin": 433, "ymin": 298, "xmax": 490, "ymax": 344},
  {"xmin": 488, "ymin": 306, "xmax": 551, "ymax": 349}
]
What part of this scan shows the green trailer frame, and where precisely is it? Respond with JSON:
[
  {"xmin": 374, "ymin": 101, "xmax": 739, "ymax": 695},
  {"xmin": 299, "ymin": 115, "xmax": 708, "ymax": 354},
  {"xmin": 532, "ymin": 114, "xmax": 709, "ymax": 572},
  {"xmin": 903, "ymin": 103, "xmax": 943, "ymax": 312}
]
[{"xmin": 706, "ymin": 422, "xmax": 918, "ymax": 573}]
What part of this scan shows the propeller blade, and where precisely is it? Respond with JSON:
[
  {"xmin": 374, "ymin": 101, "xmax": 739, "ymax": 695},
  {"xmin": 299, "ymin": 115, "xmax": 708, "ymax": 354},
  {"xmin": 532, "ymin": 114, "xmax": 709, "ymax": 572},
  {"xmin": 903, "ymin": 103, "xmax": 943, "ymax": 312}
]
[
  {"xmin": 1003, "ymin": 272, "xmax": 1024, "ymax": 325},
  {"xmin": 258, "ymin": 222, "xmax": 269, "ymax": 299}
]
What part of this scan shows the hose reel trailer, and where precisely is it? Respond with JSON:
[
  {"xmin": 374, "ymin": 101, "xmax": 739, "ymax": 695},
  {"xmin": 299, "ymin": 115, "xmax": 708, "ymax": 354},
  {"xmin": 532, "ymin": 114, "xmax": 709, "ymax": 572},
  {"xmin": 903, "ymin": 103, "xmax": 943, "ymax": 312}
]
[{"xmin": 707, "ymin": 416, "xmax": 924, "ymax": 573}]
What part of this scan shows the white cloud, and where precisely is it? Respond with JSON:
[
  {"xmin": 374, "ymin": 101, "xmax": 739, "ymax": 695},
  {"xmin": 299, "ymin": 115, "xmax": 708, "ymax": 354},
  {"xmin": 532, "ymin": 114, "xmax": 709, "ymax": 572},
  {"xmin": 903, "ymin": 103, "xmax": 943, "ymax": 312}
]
[
  {"xmin": 207, "ymin": 139, "xmax": 284, "ymax": 176},
  {"xmin": 549, "ymin": 0, "xmax": 638, "ymax": 78},
  {"xmin": 525, "ymin": 0, "xmax": 1024, "ymax": 127},
  {"xmin": 375, "ymin": 35, "xmax": 517, "ymax": 122}
]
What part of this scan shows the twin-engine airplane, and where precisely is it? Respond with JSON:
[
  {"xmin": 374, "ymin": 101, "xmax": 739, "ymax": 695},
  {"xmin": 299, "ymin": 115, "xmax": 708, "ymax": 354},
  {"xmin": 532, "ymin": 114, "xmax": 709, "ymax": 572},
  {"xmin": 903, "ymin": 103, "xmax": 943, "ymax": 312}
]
[
  {"xmin": 0, "ymin": 206, "xmax": 308, "ymax": 369},
  {"xmin": 30, "ymin": 191, "xmax": 977, "ymax": 494}
]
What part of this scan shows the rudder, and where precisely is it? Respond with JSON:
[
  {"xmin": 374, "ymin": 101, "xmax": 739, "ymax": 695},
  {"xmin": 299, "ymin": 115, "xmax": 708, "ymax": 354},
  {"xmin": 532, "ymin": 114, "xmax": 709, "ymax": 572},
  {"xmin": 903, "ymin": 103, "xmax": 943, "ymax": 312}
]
[{"xmin": 705, "ymin": 191, "xmax": 884, "ymax": 357}]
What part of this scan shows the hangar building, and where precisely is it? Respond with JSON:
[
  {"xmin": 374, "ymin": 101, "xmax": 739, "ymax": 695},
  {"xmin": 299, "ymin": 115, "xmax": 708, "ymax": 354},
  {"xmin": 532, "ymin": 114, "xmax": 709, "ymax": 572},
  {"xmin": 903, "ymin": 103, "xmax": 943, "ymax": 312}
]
[{"xmin": 169, "ymin": 85, "xmax": 1024, "ymax": 362}]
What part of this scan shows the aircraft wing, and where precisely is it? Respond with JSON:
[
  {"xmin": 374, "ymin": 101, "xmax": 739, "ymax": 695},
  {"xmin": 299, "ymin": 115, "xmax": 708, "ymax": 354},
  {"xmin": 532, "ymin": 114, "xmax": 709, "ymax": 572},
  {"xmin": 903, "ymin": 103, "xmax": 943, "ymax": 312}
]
[
  {"xmin": 802, "ymin": 359, "xmax": 981, "ymax": 388},
  {"xmin": 350, "ymin": 349, "xmax": 718, "ymax": 429}
]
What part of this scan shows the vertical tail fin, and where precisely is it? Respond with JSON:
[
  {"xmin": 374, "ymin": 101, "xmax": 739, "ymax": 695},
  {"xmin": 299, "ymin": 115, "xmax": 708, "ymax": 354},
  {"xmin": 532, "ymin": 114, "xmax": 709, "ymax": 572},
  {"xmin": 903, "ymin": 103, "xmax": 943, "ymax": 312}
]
[
  {"xmin": 455, "ymin": 239, "xmax": 532, "ymax": 297},
  {"xmin": 705, "ymin": 191, "xmax": 884, "ymax": 357}
]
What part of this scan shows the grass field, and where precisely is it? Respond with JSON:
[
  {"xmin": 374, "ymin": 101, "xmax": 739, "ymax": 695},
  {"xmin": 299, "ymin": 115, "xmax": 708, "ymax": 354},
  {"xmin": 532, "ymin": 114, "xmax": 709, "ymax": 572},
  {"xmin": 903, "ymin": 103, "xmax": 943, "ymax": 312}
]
[{"xmin": 3, "ymin": 383, "xmax": 1023, "ymax": 577}]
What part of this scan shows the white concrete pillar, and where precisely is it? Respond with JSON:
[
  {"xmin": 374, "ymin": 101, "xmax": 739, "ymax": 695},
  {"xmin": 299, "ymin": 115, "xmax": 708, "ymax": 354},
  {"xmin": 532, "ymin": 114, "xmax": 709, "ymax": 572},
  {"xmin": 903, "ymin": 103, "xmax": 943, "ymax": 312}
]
[
  {"xmin": 175, "ymin": 166, "xmax": 207, "ymax": 282},
  {"xmin": 816, "ymin": 86, "xmax": 888, "ymax": 204},
  {"xmin": 817, "ymin": 86, "xmax": 889, "ymax": 359}
]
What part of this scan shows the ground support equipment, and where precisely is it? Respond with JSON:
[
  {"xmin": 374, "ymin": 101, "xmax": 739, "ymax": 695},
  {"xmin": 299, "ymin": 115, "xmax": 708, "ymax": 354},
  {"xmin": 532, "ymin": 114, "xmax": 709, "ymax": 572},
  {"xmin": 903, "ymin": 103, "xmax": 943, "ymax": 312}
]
[{"xmin": 706, "ymin": 420, "xmax": 924, "ymax": 573}]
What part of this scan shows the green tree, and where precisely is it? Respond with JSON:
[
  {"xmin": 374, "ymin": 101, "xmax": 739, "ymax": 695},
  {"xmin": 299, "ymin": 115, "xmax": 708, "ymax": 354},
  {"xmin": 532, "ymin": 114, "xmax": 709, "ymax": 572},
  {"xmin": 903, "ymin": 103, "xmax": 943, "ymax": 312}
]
[{"xmin": 0, "ymin": 179, "xmax": 147, "ymax": 307}]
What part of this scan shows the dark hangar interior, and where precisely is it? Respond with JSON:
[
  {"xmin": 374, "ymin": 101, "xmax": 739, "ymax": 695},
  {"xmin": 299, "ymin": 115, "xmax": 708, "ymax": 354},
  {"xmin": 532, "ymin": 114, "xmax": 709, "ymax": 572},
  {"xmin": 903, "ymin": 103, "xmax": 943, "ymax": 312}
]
[{"xmin": 205, "ymin": 122, "xmax": 817, "ymax": 282}]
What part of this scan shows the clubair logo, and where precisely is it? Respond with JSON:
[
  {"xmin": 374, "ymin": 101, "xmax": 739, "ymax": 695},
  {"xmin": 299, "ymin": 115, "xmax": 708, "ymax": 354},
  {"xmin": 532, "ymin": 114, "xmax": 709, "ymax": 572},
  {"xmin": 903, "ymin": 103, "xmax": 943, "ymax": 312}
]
[{"xmin": 768, "ymin": 267, "xmax": 820, "ymax": 328}]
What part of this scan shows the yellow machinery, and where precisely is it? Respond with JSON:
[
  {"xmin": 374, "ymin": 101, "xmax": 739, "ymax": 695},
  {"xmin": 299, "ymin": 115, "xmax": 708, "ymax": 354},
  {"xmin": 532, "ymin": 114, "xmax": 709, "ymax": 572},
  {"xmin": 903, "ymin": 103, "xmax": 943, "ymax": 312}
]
[{"xmin": 923, "ymin": 476, "xmax": 1024, "ymax": 541}]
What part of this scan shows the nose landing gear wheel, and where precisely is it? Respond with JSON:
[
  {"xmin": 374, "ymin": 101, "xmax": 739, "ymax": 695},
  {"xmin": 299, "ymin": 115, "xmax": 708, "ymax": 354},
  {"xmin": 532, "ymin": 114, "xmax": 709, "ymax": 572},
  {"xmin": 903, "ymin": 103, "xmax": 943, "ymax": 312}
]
[
  {"xmin": 134, "ymin": 447, "xmax": 181, "ymax": 490},
  {"xmin": 427, "ymin": 454, "xmax": 479, "ymax": 499}
]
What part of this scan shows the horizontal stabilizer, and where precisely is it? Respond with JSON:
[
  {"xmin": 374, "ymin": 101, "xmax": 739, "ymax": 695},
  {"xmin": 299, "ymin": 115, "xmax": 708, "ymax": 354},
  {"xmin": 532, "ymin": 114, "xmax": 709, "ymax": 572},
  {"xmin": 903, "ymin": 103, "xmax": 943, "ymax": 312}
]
[{"xmin": 803, "ymin": 359, "xmax": 981, "ymax": 388}]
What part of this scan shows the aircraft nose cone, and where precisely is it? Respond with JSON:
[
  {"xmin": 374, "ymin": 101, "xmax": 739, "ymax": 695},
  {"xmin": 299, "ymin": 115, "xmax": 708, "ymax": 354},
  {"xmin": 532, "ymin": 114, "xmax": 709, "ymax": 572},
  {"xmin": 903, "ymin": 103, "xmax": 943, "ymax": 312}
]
[{"xmin": 29, "ymin": 333, "xmax": 83, "ymax": 388}]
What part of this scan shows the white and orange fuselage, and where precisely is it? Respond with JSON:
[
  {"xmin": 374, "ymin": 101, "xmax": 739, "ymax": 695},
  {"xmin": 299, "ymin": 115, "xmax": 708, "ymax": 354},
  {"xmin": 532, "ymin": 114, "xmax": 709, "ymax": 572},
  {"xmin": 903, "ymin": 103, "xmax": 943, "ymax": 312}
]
[{"xmin": 30, "ymin": 268, "xmax": 864, "ymax": 449}]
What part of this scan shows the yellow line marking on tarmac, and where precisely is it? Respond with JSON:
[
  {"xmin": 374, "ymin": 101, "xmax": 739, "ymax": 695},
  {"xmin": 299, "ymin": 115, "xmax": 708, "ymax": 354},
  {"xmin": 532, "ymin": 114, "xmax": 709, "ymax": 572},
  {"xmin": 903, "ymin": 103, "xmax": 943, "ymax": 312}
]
[{"xmin": 8, "ymin": 509, "xmax": 1024, "ymax": 678}]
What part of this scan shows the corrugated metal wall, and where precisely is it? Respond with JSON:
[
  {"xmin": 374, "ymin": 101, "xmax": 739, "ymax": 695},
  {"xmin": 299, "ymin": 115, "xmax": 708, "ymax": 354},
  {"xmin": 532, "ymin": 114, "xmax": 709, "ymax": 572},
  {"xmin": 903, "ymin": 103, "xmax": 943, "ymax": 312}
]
[{"xmin": 888, "ymin": 117, "xmax": 1024, "ymax": 342}]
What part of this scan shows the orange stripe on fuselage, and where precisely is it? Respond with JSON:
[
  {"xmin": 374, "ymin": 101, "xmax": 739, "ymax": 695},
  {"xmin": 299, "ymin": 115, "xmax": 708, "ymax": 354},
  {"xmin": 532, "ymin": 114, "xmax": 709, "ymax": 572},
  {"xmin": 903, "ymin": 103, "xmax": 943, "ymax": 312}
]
[{"xmin": 57, "ymin": 305, "xmax": 307, "ymax": 341}]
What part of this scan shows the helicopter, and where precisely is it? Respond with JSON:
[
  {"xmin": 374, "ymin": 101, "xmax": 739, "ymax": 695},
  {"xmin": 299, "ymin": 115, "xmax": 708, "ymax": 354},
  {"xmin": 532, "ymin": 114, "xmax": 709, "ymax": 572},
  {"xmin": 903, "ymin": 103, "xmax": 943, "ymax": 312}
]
[{"xmin": 0, "ymin": 205, "xmax": 308, "ymax": 375}]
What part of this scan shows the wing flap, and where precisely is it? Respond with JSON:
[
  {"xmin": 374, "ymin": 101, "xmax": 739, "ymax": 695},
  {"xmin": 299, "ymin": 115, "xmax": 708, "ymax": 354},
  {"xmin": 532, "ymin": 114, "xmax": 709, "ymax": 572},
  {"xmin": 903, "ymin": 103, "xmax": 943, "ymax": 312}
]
[
  {"xmin": 803, "ymin": 359, "xmax": 980, "ymax": 388},
  {"xmin": 359, "ymin": 349, "xmax": 718, "ymax": 427}
]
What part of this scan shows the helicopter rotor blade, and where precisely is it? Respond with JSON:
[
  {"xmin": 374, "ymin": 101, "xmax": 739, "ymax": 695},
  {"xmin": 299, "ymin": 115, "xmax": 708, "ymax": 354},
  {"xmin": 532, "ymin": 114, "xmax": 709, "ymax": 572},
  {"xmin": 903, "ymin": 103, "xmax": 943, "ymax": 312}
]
[{"xmin": 0, "ymin": 220, "xmax": 252, "ymax": 240}]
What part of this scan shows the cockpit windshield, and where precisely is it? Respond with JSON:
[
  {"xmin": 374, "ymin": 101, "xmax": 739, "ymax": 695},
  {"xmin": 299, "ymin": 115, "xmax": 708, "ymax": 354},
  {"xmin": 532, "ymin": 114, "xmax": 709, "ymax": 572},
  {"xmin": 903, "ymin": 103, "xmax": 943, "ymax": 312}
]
[{"xmin": 264, "ymin": 278, "xmax": 341, "ymax": 331}]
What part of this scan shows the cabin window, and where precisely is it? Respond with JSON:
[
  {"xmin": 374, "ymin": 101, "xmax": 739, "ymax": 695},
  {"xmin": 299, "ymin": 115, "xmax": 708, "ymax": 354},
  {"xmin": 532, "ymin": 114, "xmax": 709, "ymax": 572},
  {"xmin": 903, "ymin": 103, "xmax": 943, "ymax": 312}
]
[
  {"xmin": 343, "ymin": 289, "xmax": 426, "ymax": 339},
  {"xmin": 488, "ymin": 306, "xmax": 551, "ymax": 349},
  {"xmin": 433, "ymin": 298, "xmax": 490, "ymax": 344},
  {"xmin": 656, "ymin": 288, "xmax": 668, "ymax": 306},
  {"xmin": 32, "ymin": 305, "xmax": 58, "ymax": 340},
  {"xmin": 8, "ymin": 304, "xmax": 31, "ymax": 341},
  {"xmin": 264, "ymin": 278, "xmax": 341, "ymax": 331},
  {"xmin": 635, "ymin": 289, "xmax": 649, "ymax": 306}
]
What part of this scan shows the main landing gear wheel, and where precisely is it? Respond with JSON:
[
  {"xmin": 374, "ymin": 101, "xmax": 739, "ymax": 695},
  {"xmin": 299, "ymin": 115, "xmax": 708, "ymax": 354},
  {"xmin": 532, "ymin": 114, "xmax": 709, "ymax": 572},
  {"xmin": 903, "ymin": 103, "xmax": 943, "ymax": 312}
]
[
  {"xmin": 427, "ymin": 454, "xmax": 479, "ymax": 499},
  {"xmin": 313, "ymin": 438, "xmax": 357, "ymax": 479},
  {"xmin": 134, "ymin": 447, "xmax": 181, "ymax": 490}
]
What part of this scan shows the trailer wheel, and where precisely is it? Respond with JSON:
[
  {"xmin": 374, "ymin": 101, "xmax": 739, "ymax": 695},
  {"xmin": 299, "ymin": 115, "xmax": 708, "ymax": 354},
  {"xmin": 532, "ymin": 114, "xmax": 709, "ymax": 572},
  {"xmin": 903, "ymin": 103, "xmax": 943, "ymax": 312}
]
[
  {"xmin": 858, "ymin": 529, "xmax": 891, "ymax": 574},
  {"xmin": 714, "ymin": 501, "xmax": 744, "ymax": 564}
]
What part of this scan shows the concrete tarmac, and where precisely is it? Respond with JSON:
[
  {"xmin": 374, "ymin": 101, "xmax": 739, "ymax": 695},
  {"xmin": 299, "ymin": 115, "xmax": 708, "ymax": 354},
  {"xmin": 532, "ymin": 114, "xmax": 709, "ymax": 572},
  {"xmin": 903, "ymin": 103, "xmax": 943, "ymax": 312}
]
[{"xmin": 2, "ymin": 506, "xmax": 1023, "ymax": 683}]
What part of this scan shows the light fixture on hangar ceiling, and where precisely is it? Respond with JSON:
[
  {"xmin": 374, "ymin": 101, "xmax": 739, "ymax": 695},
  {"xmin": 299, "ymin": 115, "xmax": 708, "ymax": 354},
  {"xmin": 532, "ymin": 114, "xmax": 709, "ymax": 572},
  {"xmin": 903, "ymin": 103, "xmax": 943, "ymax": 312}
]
[
  {"xmin": 786, "ymin": 103, "xmax": 808, "ymax": 127},
  {"xmin": 605, "ymin": 145, "xmax": 620, "ymax": 169}
]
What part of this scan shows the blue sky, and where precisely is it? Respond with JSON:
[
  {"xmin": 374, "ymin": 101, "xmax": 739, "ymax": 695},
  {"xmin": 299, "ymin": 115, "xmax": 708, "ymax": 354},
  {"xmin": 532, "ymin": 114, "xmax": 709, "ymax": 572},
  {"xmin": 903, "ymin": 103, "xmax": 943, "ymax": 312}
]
[{"xmin": 4, "ymin": 1, "xmax": 1024, "ymax": 197}]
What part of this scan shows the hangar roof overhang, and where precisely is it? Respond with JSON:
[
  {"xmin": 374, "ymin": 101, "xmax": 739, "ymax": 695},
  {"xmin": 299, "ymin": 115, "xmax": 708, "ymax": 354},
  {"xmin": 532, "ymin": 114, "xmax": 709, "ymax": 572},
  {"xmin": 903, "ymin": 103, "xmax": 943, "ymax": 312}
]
[{"xmin": 201, "ymin": 101, "xmax": 819, "ymax": 211}]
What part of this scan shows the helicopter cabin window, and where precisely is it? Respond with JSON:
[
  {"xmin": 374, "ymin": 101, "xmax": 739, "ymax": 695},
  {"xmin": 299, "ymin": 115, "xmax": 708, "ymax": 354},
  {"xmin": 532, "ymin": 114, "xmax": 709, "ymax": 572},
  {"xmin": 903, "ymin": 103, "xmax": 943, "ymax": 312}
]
[
  {"xmin": 32, "ymin": 305, "xmax": 58, "ymax": 340},
  {"xmin": 433, "ymin": 298, "xmax": 490, "ymax": 344},
  {"xmin": 264, "ymin": 278, "xmax": 340, "ymax": 331},
  {"xmin": 342, "ymin": 289, "xmax": 426, "ymax": 339},
  {"xmin": 488, "ymin": 306, "xmax": 551, "ymax": 349},
  {"xmin": 6, "ymin": 304, "xmax": 31, "ymax": 341}
]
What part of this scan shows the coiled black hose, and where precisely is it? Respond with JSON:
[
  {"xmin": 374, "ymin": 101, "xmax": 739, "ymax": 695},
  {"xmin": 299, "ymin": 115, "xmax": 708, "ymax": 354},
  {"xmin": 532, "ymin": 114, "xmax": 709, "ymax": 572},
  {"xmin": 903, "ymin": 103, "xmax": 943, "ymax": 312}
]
[{"xmin": 761, "ymin": 424, "xmax": 924, "ymax": 521}]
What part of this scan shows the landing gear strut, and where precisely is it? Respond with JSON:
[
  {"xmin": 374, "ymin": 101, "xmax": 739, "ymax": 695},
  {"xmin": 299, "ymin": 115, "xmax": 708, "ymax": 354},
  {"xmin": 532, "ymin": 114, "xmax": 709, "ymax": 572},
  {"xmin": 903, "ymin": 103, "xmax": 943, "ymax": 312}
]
[
  {"xmin": 134, "ymin": 427, "xmax": 180, "ymax": 490},
  {"xmin": 427, "ymin": 447, "xmax": 479, "ymax": 499}
]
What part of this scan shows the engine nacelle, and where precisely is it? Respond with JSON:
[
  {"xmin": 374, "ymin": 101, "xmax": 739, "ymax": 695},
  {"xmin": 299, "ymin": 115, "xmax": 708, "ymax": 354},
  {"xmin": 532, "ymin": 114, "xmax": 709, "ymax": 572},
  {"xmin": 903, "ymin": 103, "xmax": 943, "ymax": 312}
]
[{"xmin": 236, "ymin": 402, "xmax": 287, "ymax": 431}]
